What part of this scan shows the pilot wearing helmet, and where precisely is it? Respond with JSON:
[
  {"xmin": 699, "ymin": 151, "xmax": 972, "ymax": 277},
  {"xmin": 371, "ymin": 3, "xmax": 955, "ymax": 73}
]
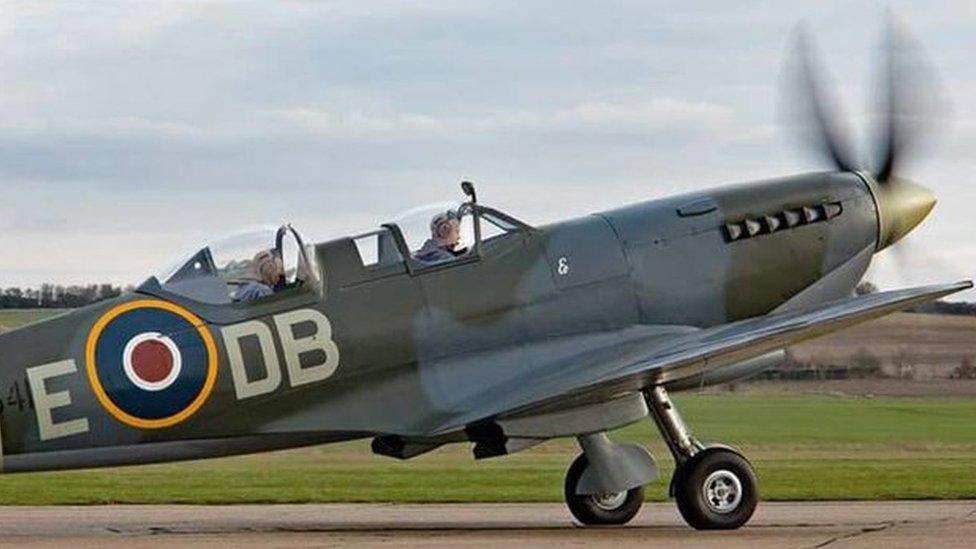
[
  {"xmin": 414, "ymin": 210, "xmax": 467, "ymax": 264},
  {"xmin": 233, "ymin": 249, "xmax": 285, "ymax": 302}
]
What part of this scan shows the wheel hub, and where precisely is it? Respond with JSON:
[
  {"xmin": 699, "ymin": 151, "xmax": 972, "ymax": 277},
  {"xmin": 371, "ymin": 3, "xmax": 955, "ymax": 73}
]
[
  {"xmin": 591, "ymin": 491, "xmax": 627, "ymax": 511},
  {"xmin": 702, "ymin": 469, "xmax": 742, "ymax": 514}
]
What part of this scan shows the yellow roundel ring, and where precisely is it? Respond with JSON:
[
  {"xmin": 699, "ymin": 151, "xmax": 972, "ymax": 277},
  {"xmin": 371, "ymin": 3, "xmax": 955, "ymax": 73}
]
[{"xmin": 85, "ymin": 299, "xmax": 218, "ymax": 429}]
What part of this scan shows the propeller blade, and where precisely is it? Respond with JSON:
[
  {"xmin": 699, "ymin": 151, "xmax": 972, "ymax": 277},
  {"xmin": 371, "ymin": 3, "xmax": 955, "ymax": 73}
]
[
  {"xmin": 872, "ymin": 15, "xmax": 945, "ymax": 183},
  {"xmin": 784, "ymin": 25, "xmax": 861, "ymax": 173}
]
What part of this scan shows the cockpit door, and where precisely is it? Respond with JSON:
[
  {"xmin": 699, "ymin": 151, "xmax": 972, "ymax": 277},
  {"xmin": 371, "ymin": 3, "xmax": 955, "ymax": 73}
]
[
  {"xmin": 536, "ymin": 215, "xmax": 639, "ymax": 334},
  {"xmin": 545, "ymin": 216, "xmax": 629, "ymax": 290}
]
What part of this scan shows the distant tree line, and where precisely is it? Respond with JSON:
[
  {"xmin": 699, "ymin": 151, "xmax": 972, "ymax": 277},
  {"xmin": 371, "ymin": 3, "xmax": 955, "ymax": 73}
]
[
  {"xmin": 758, "ymin": 348, "xmax": 976, "ymax": 382},
  {"xmin": 909, "ymin": 300, "xmax": 976, "ymax": 316},
  {"xmin": 0, "ymin": 284, "xmax": 132, "ymax": 309}
]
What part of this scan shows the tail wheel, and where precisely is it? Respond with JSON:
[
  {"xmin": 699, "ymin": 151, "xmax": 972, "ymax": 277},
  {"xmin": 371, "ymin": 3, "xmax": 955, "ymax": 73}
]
[
  {"xmin": 673, "ymin": 448, "xmax": 758, "ymax": 530},
  {"xmin": 564, "ymin": 453, "xmax": 644, "ymax": 526}
]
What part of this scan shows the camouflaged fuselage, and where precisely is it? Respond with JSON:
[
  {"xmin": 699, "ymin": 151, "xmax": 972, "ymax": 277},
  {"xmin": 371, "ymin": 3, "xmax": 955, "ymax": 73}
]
[{"xmin": 0, "ymin": 171, "xmax": 880, "ymax": 471}]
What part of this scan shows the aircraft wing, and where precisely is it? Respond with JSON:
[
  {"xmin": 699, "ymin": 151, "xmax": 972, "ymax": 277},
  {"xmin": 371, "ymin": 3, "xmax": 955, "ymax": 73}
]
[{"xmin": 426, "ymin": 280, "xmax": 971, "ymax": 435}]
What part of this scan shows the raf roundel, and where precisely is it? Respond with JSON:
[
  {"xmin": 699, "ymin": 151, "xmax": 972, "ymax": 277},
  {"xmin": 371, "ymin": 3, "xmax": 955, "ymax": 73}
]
[{"xmin": 86, "ymin": 300, "xmax": 218, "ymax": 429}]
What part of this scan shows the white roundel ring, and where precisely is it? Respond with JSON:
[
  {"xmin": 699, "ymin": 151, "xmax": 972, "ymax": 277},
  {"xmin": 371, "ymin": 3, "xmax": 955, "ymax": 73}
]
[{"xmin": 122, "ymin": 331, "xmax": 183, "ymax": 392}]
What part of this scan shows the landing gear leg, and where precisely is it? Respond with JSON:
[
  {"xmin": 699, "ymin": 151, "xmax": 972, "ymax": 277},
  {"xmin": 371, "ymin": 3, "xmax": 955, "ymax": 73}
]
[{"xmin": 645, "ymin": 386, "xmax": 758, "ymax": 530}]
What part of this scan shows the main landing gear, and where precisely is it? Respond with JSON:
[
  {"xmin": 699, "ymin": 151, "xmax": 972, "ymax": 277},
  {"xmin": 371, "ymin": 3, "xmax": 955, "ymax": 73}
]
[{"xmin": 563, "ymin": 386, "xmax": 758, "ymax": 529}]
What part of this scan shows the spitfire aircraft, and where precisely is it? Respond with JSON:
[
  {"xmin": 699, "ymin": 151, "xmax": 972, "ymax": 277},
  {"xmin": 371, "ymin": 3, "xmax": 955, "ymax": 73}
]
[{"xmin": 0, "ymin": 25, "xmax": 970, "ymax": 531}]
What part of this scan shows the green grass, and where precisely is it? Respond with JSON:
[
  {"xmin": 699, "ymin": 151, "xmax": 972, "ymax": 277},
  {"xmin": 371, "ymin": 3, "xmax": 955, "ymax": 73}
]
[
  {"xmin": 668, "ymin": 394, "xmax": 976, "ymax": 445},
  {"xmin": 1, "ymin": 394, "xmax": 976, "ymax": 504}
]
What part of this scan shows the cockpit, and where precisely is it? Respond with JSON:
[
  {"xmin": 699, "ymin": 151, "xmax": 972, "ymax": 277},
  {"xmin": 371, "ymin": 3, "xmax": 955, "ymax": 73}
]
[
  {"xmin": 153, "ymin": 224, "xmax": 320, "ymax": 305},
  {"xmin": 351, "ymin": 183, "xmax": 531, "ymax": 273},
  {"xmin": 143, "ymin": 183, "xmax": 531, "ymax": 309}
]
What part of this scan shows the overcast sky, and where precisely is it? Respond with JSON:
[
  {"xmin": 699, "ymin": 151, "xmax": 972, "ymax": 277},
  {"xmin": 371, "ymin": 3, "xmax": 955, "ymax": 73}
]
[{"xmin": 1, "ymin": 1, "xmax": 974, "ymax": 296}]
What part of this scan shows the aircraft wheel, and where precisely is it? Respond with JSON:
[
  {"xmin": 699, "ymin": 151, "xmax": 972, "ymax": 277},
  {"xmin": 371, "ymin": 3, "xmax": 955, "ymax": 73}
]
[
  {"xmin": 673, "ymin": 447, "xmax": 758, "ymax": 530},
  {"xmin": 564, "ymin": 453, "xmax": 644, "ymax": 525}
]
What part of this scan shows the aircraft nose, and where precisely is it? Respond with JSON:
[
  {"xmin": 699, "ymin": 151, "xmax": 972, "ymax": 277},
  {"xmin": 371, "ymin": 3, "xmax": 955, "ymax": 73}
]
[{"xmin": 869, "ymin": 176, "xmax": 936, "ymax": 251}]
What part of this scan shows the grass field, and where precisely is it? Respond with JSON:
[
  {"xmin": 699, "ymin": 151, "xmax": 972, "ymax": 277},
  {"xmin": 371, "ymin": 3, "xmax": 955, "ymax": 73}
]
[
  {"xmin": 792, "ymin": 312, "xmax": 976, "ymax": 379},
  {"xmin": 0, "ymin": 394, "xmax": 973, "ymax": 504}
]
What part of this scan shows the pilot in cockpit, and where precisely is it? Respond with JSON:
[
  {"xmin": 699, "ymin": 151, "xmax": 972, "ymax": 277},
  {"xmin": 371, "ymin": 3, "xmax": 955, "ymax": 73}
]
[
  {"xmin": 414, "ymin": 210, "xmax": 467, "ymax": 264},
  {"xmin": 233, "ymin": 249, "xmax": 284, "ymax": 302}
]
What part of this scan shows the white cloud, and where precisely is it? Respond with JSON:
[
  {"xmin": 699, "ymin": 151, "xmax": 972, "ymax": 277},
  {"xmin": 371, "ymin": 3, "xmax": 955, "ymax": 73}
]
[
  {"xmin": 0, "ymin": 1, "xmax": 974, "ymax": 292},
  {"xmin": 252, "ymin": 97, "xmax": 752, "ymax": 147}
]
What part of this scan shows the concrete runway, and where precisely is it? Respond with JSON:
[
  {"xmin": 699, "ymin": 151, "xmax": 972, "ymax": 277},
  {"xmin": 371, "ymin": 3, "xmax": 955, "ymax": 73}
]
[{"xmin": 0, "ymin": 501, "xmax": 974, "ymax": 548}]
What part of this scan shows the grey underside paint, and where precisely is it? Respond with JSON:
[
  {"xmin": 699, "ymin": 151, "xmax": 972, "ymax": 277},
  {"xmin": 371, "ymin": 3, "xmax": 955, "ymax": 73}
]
[
  {"xmin": 2, "ymin": 432, "xmax": 360, "ymax": 473},
  {"xmin": 496, "ymin": 393, "xmax": 648, "ymax": 439},
  {"xmin": 663, "ymin": 350, "xmax": 785, "ymax": 392}
]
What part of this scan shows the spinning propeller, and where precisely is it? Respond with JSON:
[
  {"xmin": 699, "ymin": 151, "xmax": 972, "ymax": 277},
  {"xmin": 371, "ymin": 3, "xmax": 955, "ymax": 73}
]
[{"xmin": 787, "ymin": 17, "xmax": 944, "ymax": 252}]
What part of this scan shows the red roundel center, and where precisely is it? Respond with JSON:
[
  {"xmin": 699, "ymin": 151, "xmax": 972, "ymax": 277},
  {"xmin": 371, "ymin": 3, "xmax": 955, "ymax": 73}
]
[{"xmin": 130, "ymin": 339, "xmax": 174, "ymax": 383}]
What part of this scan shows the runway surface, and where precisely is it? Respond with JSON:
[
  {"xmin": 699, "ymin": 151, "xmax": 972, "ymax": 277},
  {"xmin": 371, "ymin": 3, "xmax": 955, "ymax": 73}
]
[{"xmin": 0, "ymin": 501, "xmax": 974, "ymax": 548}]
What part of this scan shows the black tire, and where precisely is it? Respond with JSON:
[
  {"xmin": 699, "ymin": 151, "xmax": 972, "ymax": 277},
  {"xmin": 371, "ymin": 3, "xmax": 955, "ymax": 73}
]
[
  {"xmin": 673, "ymin": 448, "xmax": 758, "ymax": 530},
  {"xmin": 563, "ymin": 453, "xmax": 645, "ymax": 526}
]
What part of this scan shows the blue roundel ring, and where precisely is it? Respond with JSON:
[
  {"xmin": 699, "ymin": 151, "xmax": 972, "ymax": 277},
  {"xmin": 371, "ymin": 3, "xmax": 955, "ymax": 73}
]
[{"xmin": 85, "ymin": 299, "xmax": 218, "ymax": 429}]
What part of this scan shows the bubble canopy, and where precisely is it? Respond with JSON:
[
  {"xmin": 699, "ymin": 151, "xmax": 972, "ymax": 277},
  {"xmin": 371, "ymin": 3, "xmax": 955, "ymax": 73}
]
[
  {"xmin": 391, "ymin": 202, "xmax": 473, "ymax": 255},
  {"xmin": 153, "ymin": 224, "xmax": 319, "ymax": 305},
  {"xmin": 386, "ymin": 201, "xmax": 528, "ymax": 263}
]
